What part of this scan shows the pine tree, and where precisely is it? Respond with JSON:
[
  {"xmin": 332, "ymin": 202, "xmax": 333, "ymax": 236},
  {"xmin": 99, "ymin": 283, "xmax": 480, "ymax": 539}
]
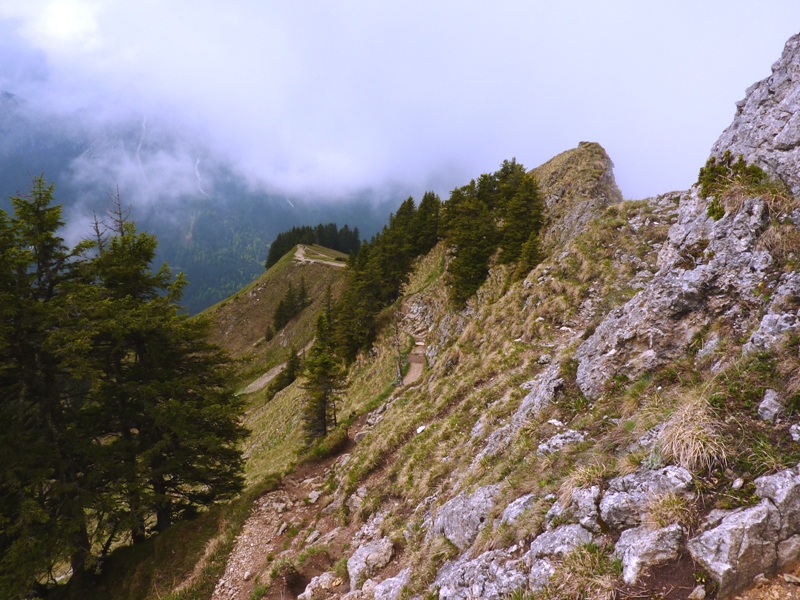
[
  {"xmin": 413, "ymin": 191, "xmax": 441, "ymax": 255},
  {"xmin": 0, "ymin": 179, "xmax": 246, "ymax": 596},
  {"xmin": 302, "ymin": 314, "xmax": 344, "ymax": 443},
  {"xmin": 265, "ymin": 347, "xmax": 302, "ymax": 400},
  {"xmin": 442, "ymin": 191, "xmax": 497, "ymax": 308}
]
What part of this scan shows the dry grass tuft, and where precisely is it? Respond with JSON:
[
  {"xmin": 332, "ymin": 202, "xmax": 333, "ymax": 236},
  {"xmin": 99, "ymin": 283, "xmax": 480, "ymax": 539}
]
[
  {"xmin": 544, "ymin": 542, "xmax": 620, "ymax": 600},
  {"xmin": 643, "ymin": 491, "xmax": 695, "ymax": 529},
  {"xmin": 659, "ymin": 393, "xmax": 728, "ymax": 473},
  {"xmin": 558, "ymin": 462, "xmax": 611, "ymax": 507}
]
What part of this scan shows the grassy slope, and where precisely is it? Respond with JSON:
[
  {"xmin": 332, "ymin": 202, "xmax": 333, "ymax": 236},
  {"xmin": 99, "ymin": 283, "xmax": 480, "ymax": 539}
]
[
  {"xmin": 202, "ymin": 244, "xmax": 348, "ymax": 386},
  {"xmin": 66, "ymin": 145, "xmax": 800, "ymax": 599}
]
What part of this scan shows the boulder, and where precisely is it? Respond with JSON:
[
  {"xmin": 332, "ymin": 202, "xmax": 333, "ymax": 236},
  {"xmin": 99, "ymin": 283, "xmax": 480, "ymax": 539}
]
[
  {"xmin": 537, "ymin": 430, "xmax": 585, "ymax": 455},
  {"xmin": 373, "ymin": 568, "xmax": 411, "ymax": 600},
  {"xmin": 599, "ymin": 466, "xmax": 693, "ymax": 530},
  {"xmin": 614, "ymin": 524, "xmax": 685, "ymax": 584},
  {"xmin": 528, "ymin": 558, "xmax": 556, "ymax": 592},
  {"xmin": 778, "ymin": 534, "xmax": 800, "ymax": 569},
  {"xmin": 298, "ymin": 572, "xmax": 345, "ymax": 599},
  {"xmin": 435, "ymin": 549, "xmax": 528, "ymax": 600},
  {"xmin": 347, "ymin": 537, "xmax": 394, "ymax": 591},
  {"xmin": 754, "ymin": 466, "xmax": 800, "ymax": 538},
  {"xmin": 521, "ymin": 523, "xmax": 594, "ymax": 590},
  {"xmin": 501, "ymin": 493, "xmax": 537, "ymax": 526},
  {"xmin": 528, "ymin": 524, "xmax": 593, "ymax": 560},
  {"xmin": 687, "ymin": 500, "xmax": 781, "ymax": 597},
  {"xmin": 758, "ymin": 389, "xmax": 785, "ymax": 422},
  {"xmin": 544, "ymin": 486, "xmax": 601, "ymax": 533},
  {"xmin": 431, "ymin": 485, "xmax": 500, "ymax": 550}
]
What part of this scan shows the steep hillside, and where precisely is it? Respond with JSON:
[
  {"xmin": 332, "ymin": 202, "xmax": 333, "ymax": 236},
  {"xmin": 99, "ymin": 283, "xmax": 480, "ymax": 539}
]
[
  {"xmin": 204, "ymin": 244, "xmax": 348, "ymax": 384},
  {"xmin": 71, "ymin": 33, "xmax": 800, "ymax": 600},
  {"xmin": 206, "ymin": 148, "xmax": 800, "ymax": 598}
]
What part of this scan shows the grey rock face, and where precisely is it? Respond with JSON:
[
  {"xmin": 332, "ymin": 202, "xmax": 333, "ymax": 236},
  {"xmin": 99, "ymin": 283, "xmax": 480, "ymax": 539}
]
[
  {"xmin": 614, "ymin": 524, "xmax": 685, "ymax": 584},
  {"xmin": 525, "ymin": 524, "xmax": 593, "ymax": 591},
  {"xmin": 758, "ymin": 389, "xmax": 785, "ymax": 422},
  {"xmin": 373, "ymin": 568, "xmax": 411, "ymax": 600},
  {"xmin": 353, "ymin": 511, "xmax": 386, "ymax": 549},
  {"xmin": 599, "ymin": 467, "xmax": 694, "ymax": 531},
  {"xmin": 743, "ymin": 271, "xmax": 800, "ymax": 355},
  {"xmin": 473, "ymin": 364, "xmax": 563, "ymax": 466},
  {"xmin": 431, "ymin": 485, "xmax": 500, "ymax": 550},
  {"xmin": 710, "ymin": 33, "xmax": 800, "ymax": 196},
  {"xmin": 435, "ymin": 550, "xmax": 528, "ymax": 600},
  {"xmin": 528, "ymin": 559, "xmax": 556, "ymax": 592},
  {"xmin": 544, "ymin": 486, "xmax": 601, "ymax": 533},
  {"xmin": 778, "ymin": 534, "xmax": 800, "ymax": 569},
  {"xmin": 347, "ymin": 537, "xmax": 393, "ymax": 591},
  {"xmin": 501, "ymin": 493, "xmax": 537, "ymax": 526},
  {"xmin": 298, "ymin": 572, "xmax": 344, "ymax": 600},
  {"xmin": 528, "ymin": 524, "xmax": 593, "ymax": 560},
  {"xmin": 790, "ymin": 423, "xmax": 800, "ymax": 443},
  {"xmin": 754, "ymin": 466, "xmax": 800, "ymax": 539},
  {"xmin": 575, "ymin": 190, "xmax": 771, "ymax": 399},
  {"xmin": 687, "ymin": 500, "xmax": 781, "ymax": 597},
  {"xmin": 537, "ymin": 430, "xmax": 585, "ymax": 455}
]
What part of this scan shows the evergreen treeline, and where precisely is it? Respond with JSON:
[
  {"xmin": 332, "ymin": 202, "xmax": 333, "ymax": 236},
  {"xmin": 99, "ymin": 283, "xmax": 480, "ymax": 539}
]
[
  {"xmin": 298, "ymin": 161, "xmax": 545, "ymax": 443},
  {"xmin": 298, "ymin": 193, "xmax": 441, "ymax": 440},
  {"xmin": 441, "ymin": 158, "xmax": 544, "ymax": 306},
  {"xmin": 265, "ymin": 223, "xmax": 361, "ymax": 269},
  {"xmin": 0, "ymin": 179, "xmax": 245, "ymax": 597},
  {"xmin": 272, "ymin": 278, "xmax": 309, "ymax": 331}
]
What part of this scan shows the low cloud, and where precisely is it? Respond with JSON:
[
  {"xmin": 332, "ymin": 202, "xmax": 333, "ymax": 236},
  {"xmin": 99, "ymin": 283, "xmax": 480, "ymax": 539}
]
[{"xmin": 2, "ymin": 1, "xmax": 800, "ymax": 206}]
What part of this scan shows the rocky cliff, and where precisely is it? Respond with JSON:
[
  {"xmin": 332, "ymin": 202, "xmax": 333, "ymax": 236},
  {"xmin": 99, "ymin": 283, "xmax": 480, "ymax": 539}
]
[
  {"xmin": 174, "ymin": 33, "xmax": 800, "ymax": 600},
  {"xmin": 711, "ymin": 32, "xmax": 800, "ymax": 197}
]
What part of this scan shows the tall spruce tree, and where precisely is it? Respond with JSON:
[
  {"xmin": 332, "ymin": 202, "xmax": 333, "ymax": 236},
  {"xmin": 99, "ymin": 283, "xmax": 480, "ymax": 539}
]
[{"xmin": 497, "ymin": 175, "xmax": 544, "ymax": 264}]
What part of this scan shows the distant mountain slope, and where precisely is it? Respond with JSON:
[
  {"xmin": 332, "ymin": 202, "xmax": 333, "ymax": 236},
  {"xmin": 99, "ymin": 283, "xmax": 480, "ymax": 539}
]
[
  {"xmin": 0, "ymin": 96, "xmax": 396, "ymax": 314},
  {"xmin": 203, "ymin": 244, "xmax": 348, "ymax": 382}
]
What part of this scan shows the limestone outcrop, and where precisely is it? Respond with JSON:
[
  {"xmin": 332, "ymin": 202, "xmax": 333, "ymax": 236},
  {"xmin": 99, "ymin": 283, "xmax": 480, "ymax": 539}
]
[
  {"xmin": 711, "ymin": 33, "xmax": 800, "ymax": 196},
  {"xmin": 576, "ymin": 191, "xmax": 772, "ymax": 399}
]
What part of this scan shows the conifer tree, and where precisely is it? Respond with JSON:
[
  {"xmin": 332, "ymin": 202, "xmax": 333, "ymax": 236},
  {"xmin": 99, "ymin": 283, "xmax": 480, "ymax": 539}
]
[
  {"xmin": 0, "ymin": 179, "xmax": 246, "ymax": 596},
  {"xmin": 413, "ymin": 191, "xmax": 441, "ymax": 254},
  {"xmin": 497, "ymin": 175, "xmax": 544, "ymax": 264},
  {"xmin": 302, "ymin": 314, "xmax": 344, "ymax": 443},
  {"xmin": 444, "ymin": 194, "xmax": 496, "ymax": 307}
]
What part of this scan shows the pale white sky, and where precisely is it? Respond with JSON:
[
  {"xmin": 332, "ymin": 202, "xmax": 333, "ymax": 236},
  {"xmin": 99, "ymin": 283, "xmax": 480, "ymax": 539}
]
[{"xmin": 1, "ymin": 1, "xmax": 799, "ymax": 201}]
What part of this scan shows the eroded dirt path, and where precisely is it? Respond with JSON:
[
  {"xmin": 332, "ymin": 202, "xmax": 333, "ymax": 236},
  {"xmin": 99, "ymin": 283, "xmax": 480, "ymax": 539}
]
[
  {"xmin": 210, "ymin": 456, "xmax": 353, "ymax": 600},
  {"xmin": 402, "ymin": 335, "xmax": 425, "ymax": 385},
  {"xmin": 294, "ymin": 245, "xmax": 346, "ymax": 268}
]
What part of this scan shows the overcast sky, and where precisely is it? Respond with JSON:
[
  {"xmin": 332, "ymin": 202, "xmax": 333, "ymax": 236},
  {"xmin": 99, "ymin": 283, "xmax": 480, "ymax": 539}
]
[{"xmin": 1, "ymin": 1, "xmax": 799, "ymax": 202}]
